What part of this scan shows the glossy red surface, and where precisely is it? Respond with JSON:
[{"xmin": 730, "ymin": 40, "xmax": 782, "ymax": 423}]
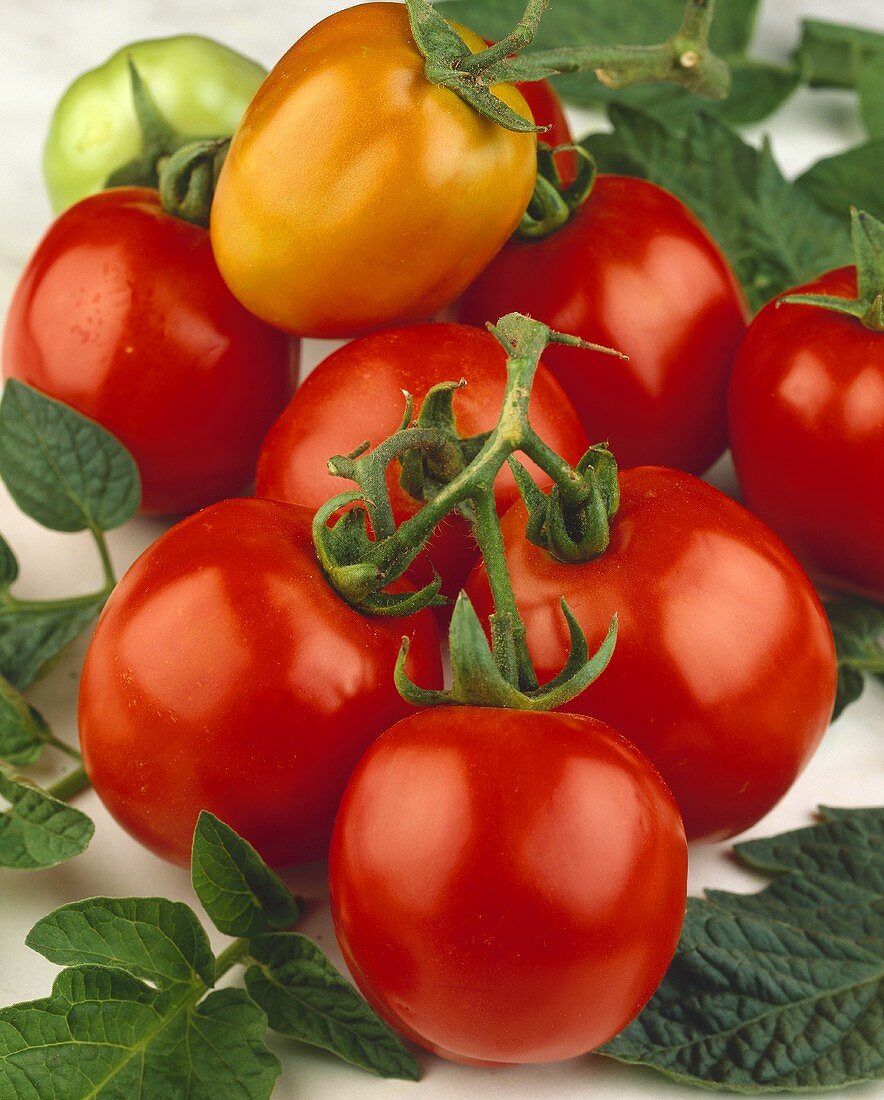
[
  {"xmin": 330, "ymin": 707, "xmax": 687, "ymax": 1065},
  {"xmin": 2, "ymin": 188, "xmax": 295, "ymax": 515},
  {"xmin": 465, "ymin": 467, "xmax": 838, "ymax": 841},
  {"xmin": 729, "ymin": 267, "xmax": 884, "ymax": 601},
  {"xmin": 78, "ymin": 498, "xmax": 442, "ymax": 867},
  {"xmin": 455, "ymin": 176, "xmax": 748, "ymax": 473}
]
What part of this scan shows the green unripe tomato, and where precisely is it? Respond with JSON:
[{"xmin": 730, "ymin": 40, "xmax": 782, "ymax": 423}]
[{"xmin": 43, "ymin": 35, "xmax": 266, "ymax": 213}]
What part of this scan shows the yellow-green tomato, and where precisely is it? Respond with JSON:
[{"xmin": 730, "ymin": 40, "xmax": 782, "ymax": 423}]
[
  {"xmin": 210, "ymin": 3, "xmax": 537, "ymax": 338},
  {"xmin": 44, "ymin": 35, "xmax": 267, "ymax": 213}
]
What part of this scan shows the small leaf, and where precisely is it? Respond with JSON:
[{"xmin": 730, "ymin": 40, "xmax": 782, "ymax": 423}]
[
  {"xmin": 245, "ymin": 932, "xmax": 420, "ymax": 1080},
  {"xmin": 0, "ymin": 765, "xmax": 93, "ymax": 870},
  {"xmin": 0, "ymin": 535, "xmax": 18, "ymax": 589},
  {"xmin": 796, "ymin": 140, "xmax": 884, "ymax": 224},
  {"xmin": 825, "ymin": 598, "xmax": 884, "ymax": 720},
  {"xmin": 26, "ymin": 897, "xmax": 216, "ymax": 989},
  {"xmin": 0, "ymin": 594, "xmax": 104, "ymax": 692},
  {"xmin": 583, "ymin": 106, "xmax": 853, "ymax": 311},
  {"xmin": 600, "ymin": 806, "xmax": 884, "ymax": 1092},
  {"xmin": 0, "ymin": 677, "xmax": 49, "ymax": 766},
  {"xmin": 0, "ymin": 967, "xmax": 280, "ymax": 1099},
  {"xmin": 192, "ymin": 812, "xmax": 300, "ymax": 938},
  {"xmin": 0, "ymin": 380, "xmax": 140, "ymax": 533}
]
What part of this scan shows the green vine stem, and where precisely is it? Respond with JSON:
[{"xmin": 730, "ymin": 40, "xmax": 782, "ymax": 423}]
[
  {"xmin": 404, "ymin": 0, "xmax": 730, "ymax": 132},
  {"xmin": 314, "ymin": 313, "xmax": 625, "ymax": 707},
  {"xmin": 47, "ymin": 764, "xmax": 90, "ymax": 802}
]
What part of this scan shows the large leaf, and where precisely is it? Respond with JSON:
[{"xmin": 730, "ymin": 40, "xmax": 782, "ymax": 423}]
[
  {"xmin": 0, "ymin": 677, "xmax": 49, "ymax": 766},
  {"xmin": 0, "ymin": 967, "xmax": 280, "ymax": 1100},
  {"xmin": 582, "ymin": 106, "xmax": 853, "ymax": 311},
  {"xmin": 191, "ymin": 811, "xmax": 300, "ymax": 938},
  {"xmin": 858, "ymin": 62, "xmax": 884, "ymax": 138},
  {"xmin": 0, "ymin": 765, "xmax": 93, "ymax": 870},
  {"xmin": 796, "ymin": 140, "xmax": 884, "ymax": 224},
  {"xmin": 245, "ymin": 932, "xmax": 420, "ymax": 1080},
  {"xmin": 0, "ymin": 380, "xmax": 139, "ymax": 533},
  {"xmin": 794, "ymin": 19, "xmax": 884, "ymax": 89},
  {"xmin": 0, "ymin": 593, "xmax": 104, "ymax": 692},
  {"xmin": 600, "ymin": 807, "xmax": 884, "ymax": 1092}
]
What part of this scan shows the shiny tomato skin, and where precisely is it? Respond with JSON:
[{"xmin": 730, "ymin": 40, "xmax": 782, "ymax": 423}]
[
  {"xmin": 78, "ymin": 498, "xmax": 441, "ymax": 868},
  {"xmin": 256, "ymin": 323, "xmax": 588, "ymax": 598},
  {"xmin": 2, "ymin": 188, "xmax": 296, "ymax": 516},
  {"xmin": 210, "ymin": 3, "xmax": 537, "ymax": 338},
  {"xmin": 455, "ymin": 176, "xmax": 749, "ymax": 474},
  {"xmin": 465, "ymin": 468, "xmax": 837, "ymax": 842},
  {"xmin": 330, "ymin": 707, "xmax": 687, "ymax": 1065},
  {"xmin": 728, "ymin": 267, "xmax": 884, "ymax": 602}
]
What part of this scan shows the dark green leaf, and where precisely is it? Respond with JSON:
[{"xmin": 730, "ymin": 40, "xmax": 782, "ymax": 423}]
[
  {"xmin": 796, "ymin": 140, "xmax": 884, "ymax": 224},
  {"xmin": 26, "ymin": 897, "xmax": 216, "ymax": 989},
  {"xmin": 0, "ymin": 594, "xmax": 104, "ymax": 692},
  {"xmin": 859, "ymin": 62, "xmax": 884, "ymax": 138},
  {"xmin": 192, "ymin": 812, "xmax": 300, "ymax": 938},
  {"xmin": 0, "ymin": 677, "xmax": 49, "ymax": 766},
  {"xmin": 0, "ymin": 765, "xmax": 93, "ymax": 870},
  {"xmin": 0, "ymin": 537, "xmax": 17, "ymax": 590},
  {"xmin": 795, "ymin": 18, "xmax": 884, "ymax": 89},
  {"xmin": 245, "ymin": 932, "xmax": 420, "ymax": 1080},
  {"xmin": 0, "ymin": 967, "xmax": 280, "ymax": 1099},
  {"xmin": 601, "ymin": 808, "xmax": 884, "ymax": 1091},
  {"xmin": 825, "ymin": 598, "xmax": 884, "ymax": 720},
  {"xmin": 583, "ymin": 106, "xmax": 853, "ymax": 310},
  {"xmin": 0, "ymin": 380, "xmax": 140, "ymax": 533}
]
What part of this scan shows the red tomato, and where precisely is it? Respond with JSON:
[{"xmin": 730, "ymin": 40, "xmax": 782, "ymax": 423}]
[
  {"xmin": 330, "ymin": 707, "xmax": 687, "ymax": 1065},
  {"xmin": 78, "ymin": 498, "xmax": 441, "ymax": 868},
  {"xmin": 517, "ymin": 78, "xmax": 575, "ymax": 182},
  {"xmin": 256, "ymin": 323, "xmax": 588, "ymax": 598},
  {"xmin": 728, "ymin": 267, "xmax": 884, "ymax": 602},
  {"xmin": 465, "ymin": 467, "xmax": 837, "ymax": 841},
  {"xmin": 455, "ymin": 176, "xmax": 748, "ymax": 474},
  {"xmin": 2, "ymin": 188, "xmax": 296, "ymax": 516}
]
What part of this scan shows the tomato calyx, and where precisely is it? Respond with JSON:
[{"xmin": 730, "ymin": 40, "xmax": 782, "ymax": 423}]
[
  {"xmin": 779, "ymin": 209, "xmax": 884, "ymax": 332},
  {"xmin": 403, "ymin": 0, "xmax": 731, "ymax": 133},
  {"xmin": 519, "ymin": 142, "xmax": 596, "ymax": 240}
]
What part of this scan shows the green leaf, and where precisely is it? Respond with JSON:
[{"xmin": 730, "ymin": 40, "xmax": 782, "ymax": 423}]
[
  {"xmin": 0, "ymin": 764, "xmax": 93, "ymax": 870},
  {"xmin": 192, "ymin": 812, "xmax": 300, "ymax": 938},
  {"xmin": 796, "ymin": 140, "xmax": 884, "ymax": 224},
  {"xmin": 245, "ymin": 932, "xmax": 420, "ymax": 1081},
  {"xmin": 824, "ymin": 598, "xmax": 884, "ymax": 720},
  {"xmin": 0, "ymin": 593, "xmax": 104, "ymax": 692},
  {"xmin": 27, "ymin": 897, "xmax": 216, "ymax": 989},
  {"xmin": 858, "ymin": 62, "xmax": 884, "ymax": 138},
  {"xmin": 0, "ymin": 967, "xmax": 280, "ymax": 1099},
  {"xmin": 0, "ymin": 677, "xmax": 49, "ymax": 766},
  {"xmin": 795, "ymin": 19, "xmax": 884, "ymax": 89},
  {"xmin": 583, "ymin": 106, "xmax": 853, "ymax": 311},
  {"xmin": 600, "ymin": 807, "xmax": 884, "ymax": 1092},
  {"xmin": 0, "ymin": 380, "xmax": 140, "ymax": 533},
  {"xmin": 0, "ymin": 536, "xmax": 18, "ymax": 590}
]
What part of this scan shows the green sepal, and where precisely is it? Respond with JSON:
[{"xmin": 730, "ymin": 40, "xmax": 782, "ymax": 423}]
[
  {"xmin": 779, "ymin": 209, "xmax": 884, "ymax": 331},
  {"xmin": 104, "ymin": 58, "xmax": 184, "ymax": 189},
  {"xmin": 519, "ymin": 143, "xmax": 597, "ymax": 239},
  {"xmin": 158, "ymin": 137, "xmax": 230, "ymax": 227},
  {"xmin": 395, "ymin": 591, "xmax": 616, "ymax": 711}
]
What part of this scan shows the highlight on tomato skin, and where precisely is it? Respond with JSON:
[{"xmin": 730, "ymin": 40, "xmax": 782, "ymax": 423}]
[
  {"xmin": 77, "ymin": 497, "xmax": 443, "ymax": 870},
  {"xmin": 2, "ymin": 187, "xmax": 297, "ymax": 517},
  {"xmin": 329, "ymin": 706, "xmax": 688, "ymax": 1066},
  {"xmin": 454, "ymin": 175, "xmax": 749, "ymax": 475},
  {"xmin": 255, "ymin": 322, "xmax": 588, "ymax": 602},
  {"xmin": 465, "ymin": 466, "xmax": 839, "ymax": 843},
  {"xmin": 209, "ymin": 3, "xmax": 538, "ymax": 338}
]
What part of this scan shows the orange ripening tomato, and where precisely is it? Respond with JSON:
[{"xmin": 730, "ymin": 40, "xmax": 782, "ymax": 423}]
[{"xmin": 210, "ymin": 3, "xmax": 537, "ymax": 338}]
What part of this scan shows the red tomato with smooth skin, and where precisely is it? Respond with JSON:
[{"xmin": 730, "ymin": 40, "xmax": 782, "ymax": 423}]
[
  {"xmin": 455, "ymin": 176, "xmax": 749, "ymax": 474},
  {"xmin": 728, "ymin": 267, "xmax": 884, "ymax": 602},
  {"xmin": 256, "ymin": 323, "xmax": 588, "ymax": 598},
  {"xmin": 330, "ymin": 707, "xmax": 687, "ymax": 1065},
  {"xmin": 78, "ymin": 498, "xmax": 441, "ymax": 868},
  {"xmin": 2, "ymin": 188, "xmax": 296, "ymax": 516},
  {"xmin": 465, "ymin": 467, "xmax": 837, "ymax": 841}
]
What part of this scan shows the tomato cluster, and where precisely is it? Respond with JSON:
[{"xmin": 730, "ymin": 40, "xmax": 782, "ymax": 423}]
[{"xmin": 7, "ymin": 0, "xmax": 872, "ymax": 1077}]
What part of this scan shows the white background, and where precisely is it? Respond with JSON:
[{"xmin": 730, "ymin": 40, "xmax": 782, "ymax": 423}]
[{"xmin": 0, "ymin": 1, "xmax": 883, "ymax": 1098}]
